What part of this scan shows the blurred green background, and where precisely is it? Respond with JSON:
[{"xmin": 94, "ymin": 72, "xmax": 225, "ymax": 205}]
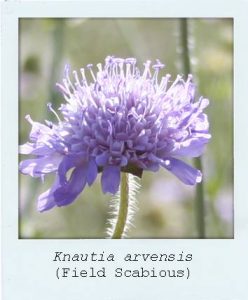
[{"xmin": 19, "ymin": 18, "xmax": 233, "ymax": 238}]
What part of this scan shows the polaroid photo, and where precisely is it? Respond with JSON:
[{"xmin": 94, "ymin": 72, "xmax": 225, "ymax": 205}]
[{"xmin": 1, "ymin": 1, "xmax": 247, "ymax": 299}]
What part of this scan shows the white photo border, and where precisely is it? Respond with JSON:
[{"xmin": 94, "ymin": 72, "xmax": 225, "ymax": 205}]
[{"xmin": 1, "ymin": 1, "xmax": 247, "ymax": 299}]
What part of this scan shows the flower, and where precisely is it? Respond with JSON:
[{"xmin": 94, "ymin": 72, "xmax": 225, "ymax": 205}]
[{"xmin": 19, "ymin": 56, "xmax": 211, "ymax": 212}]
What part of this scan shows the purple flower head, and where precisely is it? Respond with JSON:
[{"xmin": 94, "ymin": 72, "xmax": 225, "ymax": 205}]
[{"xmin": 19, "ymin": 56, "xmax": 211, "ymax": 212}]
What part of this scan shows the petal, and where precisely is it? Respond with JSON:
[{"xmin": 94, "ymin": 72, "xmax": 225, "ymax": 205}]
[
  {"xmin": 192, "ymin": 113, "xmax": 210, "ymax": 132},
  {"xmin": 37, "ymin": 176, "xmax": 60, "ymax": 212},
  {"xmin": 179, "ymin": 98, "xmax": 209, "ymax": 128},
  {"xmin": 58, "ymin": 156, "xmax": 76, "ymax": 185},
  {"xmin": 101, "ymin": 165, "xmax": 120, "ymax": 194},
  {"xmin": 120, "ymin": 156, "xmax": 128, "ymax": 167},
  {"xmin": 161, "ymin": 158, "xmax": 202, "ymax": 185},
  {"xmin": 95, "ymin": 151, "xmax": 109, "ymax": 166},
  {"xmin": 173, "ymin": 136, "xmax": 210, "ymax": 157},
  {"xmin": 25, "ymin": 115, "xmax": 52, "ymax": 142},
  {"xmin": 19, "ymin": 155, "xmax": 62, "ymax": 177},
  {"xmin": 19, "ymin": 142, "xmax": 34, "ymax": 154},
  {"xmin": 57, "ymin": 154, "xmax": 83, "ymax": 185},
  {"xmin": 87, "ymin": 158, "xmax": 98, "ymax": 186},
  {"xmin": 54, "ymin": 165, "xmax": 87, "ymax": 206},
  {"xmin": 19, "ymin": 142, "xmax": 55, "ymax": 156},
  {"xmin": 37, "ymin": 190, "xmax": 56, "ymax": 212},
  {"xmin": 31, "ymin": 145, "xmax": 55, "ymax": 156},
  {"xmin": 145, "ymin": 162, "xmax": 160, "ymax": 172}
]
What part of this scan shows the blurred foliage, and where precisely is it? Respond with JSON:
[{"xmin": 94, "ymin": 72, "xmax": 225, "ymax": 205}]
[
  {"xmin": 19, "ymin": 18, "xmax": 233, "ymax": 238},
  {"xmin": 23, "ymin": 55, "xmax": 40, "ymax": 74}
]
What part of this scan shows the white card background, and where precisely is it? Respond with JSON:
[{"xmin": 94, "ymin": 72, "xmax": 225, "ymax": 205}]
[{"xmin": 1, "ymin": 1, "xmax": 248, "ymax": 299}]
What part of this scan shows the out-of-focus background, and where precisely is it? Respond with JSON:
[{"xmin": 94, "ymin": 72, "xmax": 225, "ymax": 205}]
[{"xmin": 19, "ymin": 18, "xmax": 233, "ymax": 238}]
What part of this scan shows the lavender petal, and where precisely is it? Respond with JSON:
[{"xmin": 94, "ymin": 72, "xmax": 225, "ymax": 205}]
[
  {"xmin": 54, "ymin": 164, "xmax": 87, "ymax": 206},
  {"xmin": 162, "ymin": 157, "xmax": 202, "ymax": 185},
  {"xmin": 101, "ymin": 165, "xmax": 120, "ymax": 194}
]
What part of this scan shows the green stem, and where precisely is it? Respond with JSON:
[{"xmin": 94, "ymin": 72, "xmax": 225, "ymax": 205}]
[
  {"xmin": 179, "ymin": 19, "xmax": 191, "ymax": 75},
  {"xmin": 179, "ymin": 18, "xmax": 205, "ymax": 238},
  {"xmin": 194, "ymin": 157, "xmax": 205, "ymax": 238},
  {"xmin": 112, "ymin": 173, "xmax": 129, "ymax": 239},
  {"xmin": 48, "ymin": 19, "xmax": 65, "ymax": 109}
]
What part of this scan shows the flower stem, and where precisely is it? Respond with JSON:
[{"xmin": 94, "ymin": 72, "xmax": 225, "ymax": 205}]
[
  {"xmin": 194, "ymin": 157, "xmax": 205, "ymax": 238},
  {"xmin": 179, "ymin": 18, "xmax": 206, "ymax": 238},
  {"xmin": 112, "ymin": 173, "xmax": 129, "ymax": 239},
  {"xmin": 48, "ymin": 19, "xmax": 65, "ymax": 109},
  {"xmin": 179, "ymin": 19, "xmax": 191, "ymax": 76}
]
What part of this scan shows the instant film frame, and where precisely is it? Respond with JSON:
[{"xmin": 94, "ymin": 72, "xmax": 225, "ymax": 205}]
[
  {"xmin": 18, "ymin": 18, "xmax": 233, "ymax": 239},
  {"xmin": 19, "ymin": 18, "xmax": 233, "ymax": 239},
  {"xmin": 1, "ymin": 0, "xmax": 248, "ymax": 299}
]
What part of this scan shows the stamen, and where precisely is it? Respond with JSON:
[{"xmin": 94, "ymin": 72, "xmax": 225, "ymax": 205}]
[
  {"xmin": 97, "ymin": 63, "xmax": 102, "ymax": 72},
  {"xmin": 73, "ymin": 70, "xmax": 80, "ymax": 86},
  {"xmin": 152, "ymin": 59, "xmax": 165, "ymax": 85},
  {"xmin": 105, "ymin": 56, "xmax": 114, "ymax": 66},
  {"xmin": 187, "ymin": 73, "xmax": 193, "ymax": 81},
  {"xmin": 185, "ymin": 74, "xmax": 194, "ymax": 101},
  {"xmin": 167, "ymin": 74, "xmax": 183, "ymax": 93},
  {"xmin": 55, "ymin": 83, "xmax": 70, "ymax": 96},
  {"xmin": 125, "ymin": 58, "xmax": 137, "ymax": 76},
  {"xmin": 63, "ymin": 79, "xmax": 73, "ymax": 95},
  {"xmin": 25, "ymin": 114, "xmax": 34, "ymax": 124},
  {"xmin": 152, "ymin": 59, "xmax": 165, "ymax": 70},
  {"xmin": 114, "ymin": 59, "xmax": 124, "ymax": 77},
  {"xmin": 64, "ymin": 64, "xmax": 70, "ymax": 78},
  {"xmin": 143, "ymin": 60, "xmax": 151, "ymax": 79},
  {"xmin": 159, "ymin": 74, "xmax": 171, "ymax": 91},
  {"xmin": 125, "ymin": 57, "xmax": 136, "ymax": 64},
  {"xmin": 65, "ymin": 69, "xmax": 76, "ymax": 92},
  {"xmin": 47, "ymin": 103, "xmax": 61, "ymax": 122},
  {"xmin": 87, "ymin": 64, "xmax": 96, "ymax": 82},
  {"xmin": 125, "ymin": 63, "xmax": 131, "ymax": 78},
  {"xmin": 80, "ymin": 68, "xmax": 88, "ymax": 87},
  {"xmin": 114, "ymin": 58, "xmax": 124, "ymax": 64},
  {"xmin": 45, "ymin": 120, "xmax": 53, "ymax": 128}
]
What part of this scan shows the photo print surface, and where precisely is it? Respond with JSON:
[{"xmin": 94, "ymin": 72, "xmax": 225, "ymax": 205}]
[{"xmin": 19, "ymin": 18, "xmax": 233, "ymax": 239}]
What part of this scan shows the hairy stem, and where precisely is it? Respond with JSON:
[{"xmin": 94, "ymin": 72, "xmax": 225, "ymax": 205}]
[
  {"xmin": 179, "ymin": 18, "xmax": 206, "ymax": 238},
  {"xmin": 112, "ymin": 173, "xmax": 129, "ymax": 239}
]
